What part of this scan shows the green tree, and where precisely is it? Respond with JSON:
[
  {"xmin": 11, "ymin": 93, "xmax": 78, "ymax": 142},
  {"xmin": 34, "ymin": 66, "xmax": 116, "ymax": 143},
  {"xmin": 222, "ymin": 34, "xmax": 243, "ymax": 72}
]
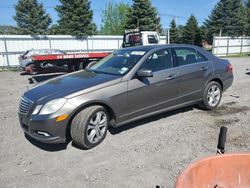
[
  {"xmin": 182, "ymin": 15, "xmax": 202, "ymax": 46},
  {"xmin": 204, "ymin": 0, "xmax": 246, "ymax": 43},
  {"xmin": 13, "ymin": 0, "xmax": 51, "ymax": 35},
  {"xmin": 169, "ymin": 19, "xmax": 179, "ymax": 43},
  {"xmin": 100, "ymin": 2, "xmax": 130, "ymax": 35},
  {"xmin": 47, "ymin": 24, "xmax": 61, "ymax": 35},
  {"xmin": 56, "ymin": 0, "xmax": 96, "ymax": 36},
  {"xmin": 0, "ymin": 25, "xmax": 20, "ymax": 34},
  {"xmin": 126, "ymin": 0, "xmax": 161, "ymax": 32},
  {"xmin": 177, "ymin": 25, "xmax": 184, "ymax": 43},
  {"xmin": 246, "ymin": 0, "xmax": 250, "ymax": 35}
]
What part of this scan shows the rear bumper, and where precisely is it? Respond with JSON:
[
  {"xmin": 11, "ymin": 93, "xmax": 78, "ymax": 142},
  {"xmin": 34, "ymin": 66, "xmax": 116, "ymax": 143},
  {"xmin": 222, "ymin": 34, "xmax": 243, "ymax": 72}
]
[{"xmin": 223, "ymin": 75, "xmax": 234, "ymax": 92}]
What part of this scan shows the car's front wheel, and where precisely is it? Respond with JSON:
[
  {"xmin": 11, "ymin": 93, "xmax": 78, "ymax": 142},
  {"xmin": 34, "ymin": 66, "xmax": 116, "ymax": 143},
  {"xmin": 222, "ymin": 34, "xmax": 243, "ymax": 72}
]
[
  {"xmin": 71, "ymin": 105, "xmax": 109, "ymax": 149},
  {"xmin": 199, "ymin": 81, "xmax": 222, "ymax": 110}
]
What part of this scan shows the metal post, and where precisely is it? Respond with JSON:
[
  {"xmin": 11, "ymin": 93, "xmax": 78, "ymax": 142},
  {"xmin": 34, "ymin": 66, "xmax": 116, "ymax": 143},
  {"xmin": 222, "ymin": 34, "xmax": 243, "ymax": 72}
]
[
  {"xmin": 240, "ymin": 36, "xmax": 243, "ymax": 55},
  {"xmin": 216, "ymin": 30, "xmax": 222, "ymax": 56},
  {"xmin": 49, "ymin": 37, "xmax": 52, "ymax": 49},
  {"xmin": 92, "ymin": 36, "xmax": 94, "ymax": 52},
  {"xmin": 226, "ymin": 37, "xmax": 229, "ymax": 56},
  {"xmin": 3, "ymin": 37, "xmax": 10, "ymax": 69},
  {"xmin": 167, "ymin": 28, "xmax": 170, "ymax": 44},
  {"xmin": 86, "ymin": 37, "xmax": 89, "ymax": 52}
]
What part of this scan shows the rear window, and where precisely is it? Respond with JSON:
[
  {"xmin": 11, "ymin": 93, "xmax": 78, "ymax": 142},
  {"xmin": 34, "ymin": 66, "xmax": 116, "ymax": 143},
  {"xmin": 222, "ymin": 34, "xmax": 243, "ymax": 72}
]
[
  {"xmin": 174, "ymin": 48, "xmax": 208, "ymax": 66},
  {"xmin": 197, "ymin": 51, "xmax": 208, "ymax": 62},
  {"xmin": 147, "ymin": 35, "xmax": 158, "ymax": 44},
  {"xmin": 123, "ymin": 33, "xmax": 142, "ymax": 47}
]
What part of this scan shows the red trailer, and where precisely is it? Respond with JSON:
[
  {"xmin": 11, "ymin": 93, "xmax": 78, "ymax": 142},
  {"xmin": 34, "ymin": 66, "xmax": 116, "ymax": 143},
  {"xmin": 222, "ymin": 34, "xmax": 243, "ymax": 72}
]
[{"xmin": 23, "ymin": 52, "xmax": 110, "ymax": 75}]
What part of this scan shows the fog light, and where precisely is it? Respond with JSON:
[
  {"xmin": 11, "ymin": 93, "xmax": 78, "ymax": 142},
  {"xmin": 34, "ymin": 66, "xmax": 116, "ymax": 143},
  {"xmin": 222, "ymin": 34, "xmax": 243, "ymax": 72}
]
[
  {"xmin": 37, "ymin": 131, "xmax": 50, "ymax": 137},
  {"xmin": 56, "ymin": 114, "xmax": 69, "ymax": 122}
]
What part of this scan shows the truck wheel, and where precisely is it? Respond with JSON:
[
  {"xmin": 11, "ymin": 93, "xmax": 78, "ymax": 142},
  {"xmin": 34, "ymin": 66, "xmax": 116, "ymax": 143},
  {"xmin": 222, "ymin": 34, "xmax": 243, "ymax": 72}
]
[
  {"xmin": 199, "ymin": 81, "xmax": 222, "ymax": 110},
  {"xmin": 71, "ymin": 105, "xmax": 109, "ymax": 149}
]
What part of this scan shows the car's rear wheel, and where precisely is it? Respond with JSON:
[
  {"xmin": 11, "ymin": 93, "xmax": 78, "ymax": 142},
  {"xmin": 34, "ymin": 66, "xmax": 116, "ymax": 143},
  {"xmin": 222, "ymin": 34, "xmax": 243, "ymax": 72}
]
[
  {"xmin": 71, "ymin": 105, "xmax": 109, "ymax": 149},
  {"xmin": 199, "ymin": 81, "xmax": 222, "ymax": 110}
]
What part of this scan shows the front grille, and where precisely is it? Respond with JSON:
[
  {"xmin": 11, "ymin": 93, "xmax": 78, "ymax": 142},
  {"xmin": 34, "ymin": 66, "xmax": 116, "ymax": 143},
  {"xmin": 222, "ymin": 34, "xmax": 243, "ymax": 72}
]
[{"xmin": 19, "ymin": 97, "xmax": 32, "ymax": 114}]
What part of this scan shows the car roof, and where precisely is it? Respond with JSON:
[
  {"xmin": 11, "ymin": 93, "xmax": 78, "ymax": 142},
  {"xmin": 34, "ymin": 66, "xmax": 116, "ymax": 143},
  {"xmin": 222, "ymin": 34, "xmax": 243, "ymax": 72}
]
[
  {"xmin": 119, "ymin": 44, "xmax": 218, "ymax": 60},
  {"xmin": 28, "ymin": 48, "xmax": 61, "ymax": 51},
  {"xmin": 120, "ymin": 44, "xmax": 203, "ymax": 51}
]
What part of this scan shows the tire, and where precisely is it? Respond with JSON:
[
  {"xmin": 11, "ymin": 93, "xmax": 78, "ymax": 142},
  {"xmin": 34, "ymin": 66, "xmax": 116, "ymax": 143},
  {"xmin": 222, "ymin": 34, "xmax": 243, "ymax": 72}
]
[
  {"xmin": 199, "ymin": 81, "xmax": 222, "ymax": 110},
  {"xmin": 71, "ymin": 105, "xmax": 109, "ymax": 149},
  {"xmin": 26, "ymin": 63, "xmax": 37, "ymax": 75}
]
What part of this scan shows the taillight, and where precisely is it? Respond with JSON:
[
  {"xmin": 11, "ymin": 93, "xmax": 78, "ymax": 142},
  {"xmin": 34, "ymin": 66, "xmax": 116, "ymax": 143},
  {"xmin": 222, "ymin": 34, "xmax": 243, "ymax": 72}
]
[{"xmin": 226, "ymin": 63, "xmax": 233, "ymax": 73}]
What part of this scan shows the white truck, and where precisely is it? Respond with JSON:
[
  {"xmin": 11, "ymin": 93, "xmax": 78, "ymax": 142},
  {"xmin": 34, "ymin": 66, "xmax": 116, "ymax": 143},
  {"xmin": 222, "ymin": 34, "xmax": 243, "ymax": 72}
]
[{"xmin": 122, "ymin": 29, "xmax": 160, "ymax": 48}]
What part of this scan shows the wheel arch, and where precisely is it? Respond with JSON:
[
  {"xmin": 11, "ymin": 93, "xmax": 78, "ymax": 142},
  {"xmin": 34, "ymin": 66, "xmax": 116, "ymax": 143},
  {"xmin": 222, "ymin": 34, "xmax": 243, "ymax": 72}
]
[
  {"xmin": 209, "ymin": 77, "xmax": 224, "ymax": 91},
  {"xmin": 66, "ymin": 101, "xmax": 116, "ymax": 139}
]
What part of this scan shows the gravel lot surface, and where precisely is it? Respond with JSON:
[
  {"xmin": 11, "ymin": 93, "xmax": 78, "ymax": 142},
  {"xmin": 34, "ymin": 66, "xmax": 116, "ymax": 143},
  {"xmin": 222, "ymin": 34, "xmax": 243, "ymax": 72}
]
[{"xmin": 0, "ymin": 57, "xmax": 249, "ymax": 188}]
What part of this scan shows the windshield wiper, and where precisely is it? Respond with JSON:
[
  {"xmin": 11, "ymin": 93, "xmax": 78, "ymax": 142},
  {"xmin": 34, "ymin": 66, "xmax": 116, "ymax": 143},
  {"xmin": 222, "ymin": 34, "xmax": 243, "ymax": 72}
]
[{"xmin": 89, "ymin": 69, "xmax": 121, "ymax": 76}]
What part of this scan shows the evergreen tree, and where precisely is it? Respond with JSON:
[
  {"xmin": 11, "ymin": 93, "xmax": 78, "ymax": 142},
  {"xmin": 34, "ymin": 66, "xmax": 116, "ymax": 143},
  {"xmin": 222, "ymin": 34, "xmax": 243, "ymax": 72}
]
[
  {"xmin": 100, "ymin": 2, "xmax": 130, "ymax": 35},
  {"xmin": 126, "ymin": 0, "xmax": 161, "ymax": 32},
  {"xmin": 200, "ymin": 25, "xmax": 207, "ymax": 41},
  {"xmin": 177, "ymin": 25, "xmax": 184, "ymax": 44},
  {"xmin": 56, "ymin": 0, "xmax": 96, "ymax": 36},
  {"xmin": 182, "ymin": 15, "xmax": 202, "ymax": 46},
  {"xmin": 246, "ymin": 0, "xmax": 250, "ymax": 35},
  {"xmin": 47, "ymin": 24, "xmax": 60, "ymax": 35},
  {"xmin": 0, "ymin": 25, "xmax": 20, "ymax": 34},
  {"xmin": 204, "ymin": 0, "xmax": 246, "ymax": 43},
  {"xmin": 13, "ymin": 0, "xmax": 51, "ymax": 35},
  {"xmin": 169, "ymin": 19, "xmax": 179, "ymax": 43}
]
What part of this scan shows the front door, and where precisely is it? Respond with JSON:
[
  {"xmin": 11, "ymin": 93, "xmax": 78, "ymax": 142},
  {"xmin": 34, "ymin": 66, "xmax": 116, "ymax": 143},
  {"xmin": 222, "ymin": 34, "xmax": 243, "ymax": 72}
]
[{"xmin": 127, "ymin": 48, "xmax": 178, "ymax": 119}]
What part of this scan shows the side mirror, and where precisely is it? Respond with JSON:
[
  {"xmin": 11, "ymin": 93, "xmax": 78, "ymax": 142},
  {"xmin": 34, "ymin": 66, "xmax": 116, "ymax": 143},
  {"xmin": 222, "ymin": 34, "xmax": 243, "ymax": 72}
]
[
  {"xmin": 136, "ymin": 69, "xmax": 153, "ymax": 77},
  {"xmin": 85, "ymin": 61, "xmax": 98, "ymax": 69}
]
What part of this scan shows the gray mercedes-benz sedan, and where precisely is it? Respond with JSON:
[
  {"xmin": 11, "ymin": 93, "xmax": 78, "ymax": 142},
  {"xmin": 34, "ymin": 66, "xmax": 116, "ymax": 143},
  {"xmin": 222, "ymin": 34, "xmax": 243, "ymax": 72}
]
[{"xmin": 18, "ymin": 45, "xmax": 233, "ymax": 149}]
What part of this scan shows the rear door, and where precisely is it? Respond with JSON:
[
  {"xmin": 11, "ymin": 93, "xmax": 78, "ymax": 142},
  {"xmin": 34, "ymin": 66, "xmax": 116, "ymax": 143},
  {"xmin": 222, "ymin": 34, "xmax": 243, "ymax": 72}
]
[
  {"xmin": 127, "ymin": 48, "xmax": 178, "ymax": 119},
  {"xmin": 172, "ymin": 47, "xmax": 213, "ymax": 104}
]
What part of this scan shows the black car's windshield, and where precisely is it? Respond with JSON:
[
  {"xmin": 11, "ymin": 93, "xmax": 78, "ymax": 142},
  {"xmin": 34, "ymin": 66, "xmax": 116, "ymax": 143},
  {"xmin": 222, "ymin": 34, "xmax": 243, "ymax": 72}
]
[{"xmin": 89, "ymin": 49, "xmax": 146, "ymax": 75}]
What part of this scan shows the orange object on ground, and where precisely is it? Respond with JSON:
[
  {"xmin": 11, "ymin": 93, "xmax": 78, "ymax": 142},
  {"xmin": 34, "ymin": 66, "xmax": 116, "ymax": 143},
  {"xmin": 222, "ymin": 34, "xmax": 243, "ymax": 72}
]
[{"xmin": 175, "ymin": 153, "xmax": 250, "ymax": 188}]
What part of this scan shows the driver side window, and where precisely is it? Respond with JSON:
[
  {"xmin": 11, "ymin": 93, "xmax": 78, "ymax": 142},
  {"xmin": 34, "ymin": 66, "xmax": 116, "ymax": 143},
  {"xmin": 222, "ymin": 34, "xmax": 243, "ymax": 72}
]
[{"xmin": 139, "ymin": 49, "xmax": 173, "ymax": 72}]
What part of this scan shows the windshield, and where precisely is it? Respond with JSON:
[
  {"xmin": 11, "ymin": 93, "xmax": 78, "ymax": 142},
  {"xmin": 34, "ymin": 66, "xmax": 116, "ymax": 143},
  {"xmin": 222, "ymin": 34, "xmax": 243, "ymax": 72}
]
[{"xmin": 89, "ymin": 49, "xmax": 146, "ymax": 75}]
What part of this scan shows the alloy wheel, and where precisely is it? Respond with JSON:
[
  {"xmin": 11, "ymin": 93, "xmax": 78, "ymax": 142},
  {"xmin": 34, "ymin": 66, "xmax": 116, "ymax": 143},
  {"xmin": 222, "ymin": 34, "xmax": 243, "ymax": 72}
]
[
  {"xmin": 207, "ymin": 85, "xmax": 221, "ymax": 107},
  {"xmin": 86, "ymin": 111, "xmax": 107, "ymax": 144}
]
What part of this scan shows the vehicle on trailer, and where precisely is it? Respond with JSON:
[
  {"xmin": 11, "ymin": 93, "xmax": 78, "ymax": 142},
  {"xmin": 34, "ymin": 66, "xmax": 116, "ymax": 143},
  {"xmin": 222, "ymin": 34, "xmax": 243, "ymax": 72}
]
[
  {"xmin": 18, "ymin": 44, "xmax": 233, "ymax": 149},
  {"xmin": 19, "ymin": 49, "xmax": 65, "ymax": 71},
  {"xmin": 122, "ymin": 29, "xmax": 160, "ymax": 48},
  {"xmin": 21, "ymin": 29, "xmax": 160, "ymax": 75},
  {"xmin": 23, "ymin": 52, "xmax": 110, "ymax": 75}
]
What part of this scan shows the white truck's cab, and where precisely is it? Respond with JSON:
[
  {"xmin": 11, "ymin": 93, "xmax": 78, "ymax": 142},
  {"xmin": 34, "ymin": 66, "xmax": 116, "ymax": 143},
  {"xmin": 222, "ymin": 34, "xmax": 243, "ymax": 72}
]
[{"xmin": 122, "ymin": 29, "xmax": 160, "ymax": 48}]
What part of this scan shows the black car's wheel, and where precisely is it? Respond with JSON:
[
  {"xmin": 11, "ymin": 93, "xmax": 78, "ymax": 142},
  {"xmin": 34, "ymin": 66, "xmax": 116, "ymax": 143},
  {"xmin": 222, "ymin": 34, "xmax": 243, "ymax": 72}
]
[
  {"xmin": 199, "ymin": 81, "xmax": 222, "ymax": 110},
  {"xmin": 71, "ymin": 105, "xmax": 109, "ymax": 149},
  {"xmin": 26, "ymin": 63, "xmax": 37, "ymax": 75}
]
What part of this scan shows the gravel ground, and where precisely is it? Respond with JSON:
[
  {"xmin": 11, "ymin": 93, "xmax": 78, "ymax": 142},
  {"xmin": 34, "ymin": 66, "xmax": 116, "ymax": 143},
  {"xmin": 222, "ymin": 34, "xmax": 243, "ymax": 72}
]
[{"xmin": 0, "ymin": 57, "xmax": 250, "ymax": 188}]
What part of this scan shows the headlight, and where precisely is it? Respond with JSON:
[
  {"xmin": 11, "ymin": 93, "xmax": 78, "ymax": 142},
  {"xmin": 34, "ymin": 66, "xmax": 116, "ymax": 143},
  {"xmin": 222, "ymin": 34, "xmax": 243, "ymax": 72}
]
[
  {"xmin": 39, "ymin": 98, "xmax": 67, "ymax": 115},
  {"xmin": 32, "ymin": 105, "xmax": 43, "ymax": 115}
]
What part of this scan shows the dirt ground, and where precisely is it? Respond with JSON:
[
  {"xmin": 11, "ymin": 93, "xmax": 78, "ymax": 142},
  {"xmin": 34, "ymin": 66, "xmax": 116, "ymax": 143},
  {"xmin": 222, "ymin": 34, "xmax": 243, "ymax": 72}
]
[{"xmin": 0, "ymin": 57, "xmax": 250, "ymax": 188}]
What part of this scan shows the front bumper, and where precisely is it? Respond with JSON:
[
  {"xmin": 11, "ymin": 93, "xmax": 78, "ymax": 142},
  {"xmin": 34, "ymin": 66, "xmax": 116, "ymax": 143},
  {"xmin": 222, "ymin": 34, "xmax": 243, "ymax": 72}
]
[{"xmin": 19, "ymin": 113, "xmax": 68, "ymax": 144}]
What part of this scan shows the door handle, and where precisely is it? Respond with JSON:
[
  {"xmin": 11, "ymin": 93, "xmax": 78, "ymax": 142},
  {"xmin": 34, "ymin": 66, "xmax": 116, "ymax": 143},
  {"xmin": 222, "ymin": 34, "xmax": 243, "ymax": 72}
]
[
  {"xmin": 201, "ymin": 66, "xmax": 209, "ymax": 71},
  {"xmin": 166, "ymin": 74, "xmax": 176, "ymax": 80}
]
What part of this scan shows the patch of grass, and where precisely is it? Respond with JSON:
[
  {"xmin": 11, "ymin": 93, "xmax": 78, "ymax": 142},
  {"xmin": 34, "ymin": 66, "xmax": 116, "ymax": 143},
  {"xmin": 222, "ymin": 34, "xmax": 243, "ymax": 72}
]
[
  {"xmin": 0, "ymin": 66, "xmax": 19, "ymax": 72},
  {"xmin": 224, "ymin": 53, "xmax": 250, "ymax": 58}
]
